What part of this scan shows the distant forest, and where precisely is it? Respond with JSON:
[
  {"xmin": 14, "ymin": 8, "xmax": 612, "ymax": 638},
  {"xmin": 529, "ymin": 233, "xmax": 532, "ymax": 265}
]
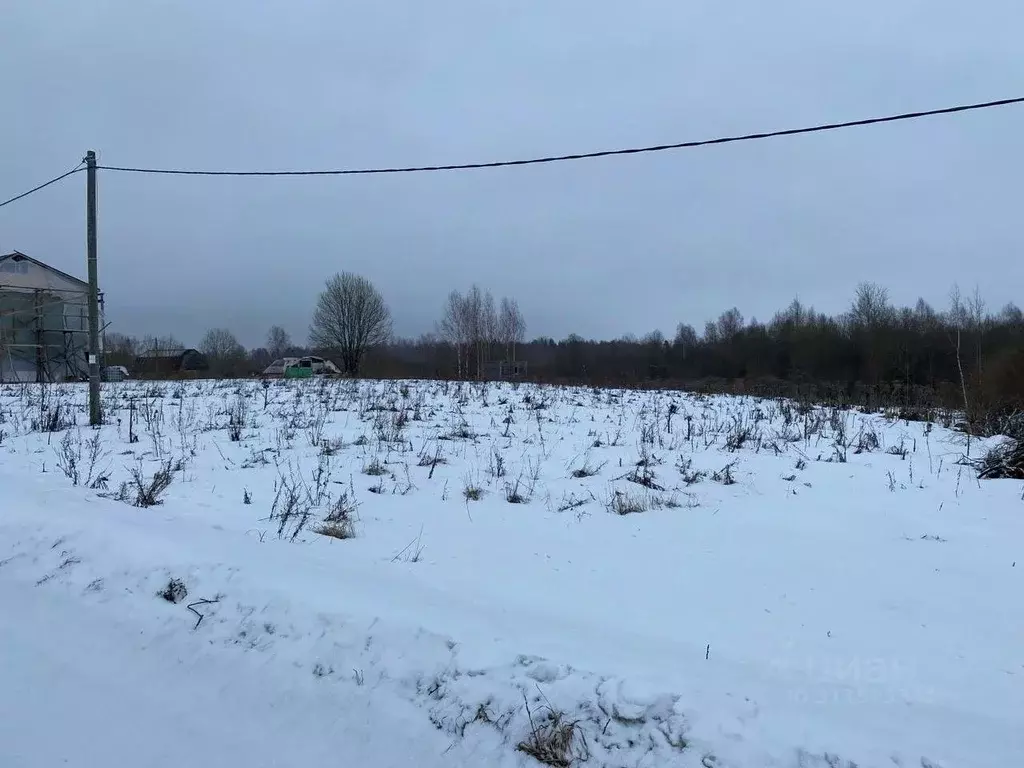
[{"xmin": 105, "ymin": 281, "xmax": 1024, "ymax": 433}]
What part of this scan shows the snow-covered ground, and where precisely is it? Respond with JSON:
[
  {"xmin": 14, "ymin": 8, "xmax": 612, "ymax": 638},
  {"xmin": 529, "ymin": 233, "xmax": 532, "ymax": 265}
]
[{"xmin": 1, "ymin": 378, "xmax": 1021, "ymax": 768}]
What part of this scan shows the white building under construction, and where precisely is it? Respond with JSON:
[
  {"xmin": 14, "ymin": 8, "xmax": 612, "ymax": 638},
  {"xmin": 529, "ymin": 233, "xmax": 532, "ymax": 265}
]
[{"xmin": 0, "ymin": 251, "xmax": 103, "ymax": 383}]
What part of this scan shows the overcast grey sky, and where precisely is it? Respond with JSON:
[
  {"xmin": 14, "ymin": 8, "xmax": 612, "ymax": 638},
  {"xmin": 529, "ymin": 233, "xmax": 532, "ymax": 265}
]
[{"xmin": 2, "ymin": 0, "xmax": 1022, "ymax": 348}]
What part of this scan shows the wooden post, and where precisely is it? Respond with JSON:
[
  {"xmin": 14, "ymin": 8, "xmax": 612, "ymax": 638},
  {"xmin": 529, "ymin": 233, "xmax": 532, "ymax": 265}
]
[{"xmin": 86, "ymin": 150, "xmax": 101, "ymax": 425}]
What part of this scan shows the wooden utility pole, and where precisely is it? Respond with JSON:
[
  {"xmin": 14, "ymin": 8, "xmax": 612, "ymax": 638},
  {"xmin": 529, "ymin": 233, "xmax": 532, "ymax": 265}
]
[{"xmin": 86, "ymin": 150, "xmax": 101, "ymax": 426}]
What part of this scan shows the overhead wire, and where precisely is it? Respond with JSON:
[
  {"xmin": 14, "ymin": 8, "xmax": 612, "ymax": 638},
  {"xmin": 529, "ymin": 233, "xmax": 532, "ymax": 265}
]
[
  {"xmin": 0, "ymin": 161, "xmax": 85, "ymax": 209},
  {"xmin": 1, "ymin": 96, "xmax": 1023, "ymax": 208},
  {"xmin": 94, "ymin": 96, "xmax": 1024, "ymax": 177}
]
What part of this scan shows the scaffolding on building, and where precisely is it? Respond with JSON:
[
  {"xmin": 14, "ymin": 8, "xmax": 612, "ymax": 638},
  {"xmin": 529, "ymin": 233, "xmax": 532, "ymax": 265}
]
[{"xmin": 0, "ymin": 284, "xmax": 104, "ymax": 383}]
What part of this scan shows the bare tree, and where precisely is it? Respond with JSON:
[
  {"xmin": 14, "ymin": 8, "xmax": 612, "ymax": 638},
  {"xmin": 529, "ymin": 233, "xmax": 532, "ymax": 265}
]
[
  {"xmin": 715, "ymin": 308, "xmax": 744, "ymax": 341},
  {"xmin": 998, "ymin": 302, "xmax": 1023, "ymax": 324},
  {"xmin": 443, "ymin": 285, "xmax": 487, "ymax": 378},
  {"xmin": 438, "ymin": 288, "xmax": 526, "ymax": 378},
  {"xmin": 947, "ymin": 285, "xmax": 973, "ymax": 447},
  {"xmin": 947, "ymin": 284, "xmax": 969, "ymax": 328},
  {"xmin": 702, "ymin": 321, "xmax": 719, "ymax": 344},
  {"xmin": 200, "ymin": 328, "xmax": 244, "ymax": 359},
  {"xmin": 266, "ymin": 325, "xmax": 292, "ymax": 359},
  {"xmin": 967, "ymin": 286, "xmax": 986, "ymax": 381},
  {"xmin": 200, "ymin": 328, "xmax": 246, "ymax": 374},
  {"xmin": 103, "ymin": 333, "xmax": 138, "ymax": 367},
  {"xmin": 141, "ymin": 334, "xmax": 184, "ymax": 353},
  {"xmin": 199, "ymin": 328, "xmax": 246, "ymax": 377},
  {"xmin": 499, "ymin": 297, "xmax": 526, "ymax": 362},
  {"xmin": 461, "ymin": 285, "xmax": 484, "ymax": 377},
  {"xmin": 913, "ymin": 298, "xmax": 939, "ymax": 328},
  {"xmin": 438, "ymin": 290, "xmax": 472, "ymax": 378},
  {"xmin": 309, "ymin": 272, "xmax": 391, "ymax": 376},
  {"xmin": 673, "ymin": 323, "xmax": 698, "ymax": 361},
  {"xmin": 481, "ymin": 289, "xmax": 497, "ymax": 372},
  {"xmin": 850, "ymin": 282, "xmax": 892, "ymax": 328},
  {"xmin": 437, "ymin": 292, "xmax": 459, "ymax": 376},
  {"xmin": 783, "ymin": 297, "xmax": 807, "ymax": 326}
]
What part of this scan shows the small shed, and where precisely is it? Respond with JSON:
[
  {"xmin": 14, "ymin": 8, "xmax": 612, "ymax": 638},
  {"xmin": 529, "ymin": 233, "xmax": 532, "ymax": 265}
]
[
  {"xmin": 262, "ymin": 357, "xmax": 300, "ymax": 377},
  {"xmin": 134, "ymin": 348, "xmax": 209, "ymax": 377},
  {"xmin": 482, "ymin": 360, "xmax": 528, "ymax": 380}
]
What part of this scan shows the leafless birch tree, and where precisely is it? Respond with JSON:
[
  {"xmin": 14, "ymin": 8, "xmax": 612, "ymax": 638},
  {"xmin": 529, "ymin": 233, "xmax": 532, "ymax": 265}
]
[
  {"xmin": 480, "ymin": 289, "xmax": 498, "ymax": 374},
  {"xmin": 498, "ymin": 297, "xmax": 526, "ymax": 361},
  {"xmin": 437, "ymin": 290, "xmax": 472, "ymax": 378},
  {"xmin": 439, "ymin": 286, "xmax": 526, "ymax": 378}
]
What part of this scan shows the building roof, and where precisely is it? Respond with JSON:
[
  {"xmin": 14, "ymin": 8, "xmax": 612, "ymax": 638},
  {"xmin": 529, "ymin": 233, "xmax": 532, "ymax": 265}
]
[
  {"xmin": 136, "ymin": 348, "xmax": 191, "ymax": 358},
  {"xmin": 0, "ymin": 251, "xmax": 89, "ymax": 288}
]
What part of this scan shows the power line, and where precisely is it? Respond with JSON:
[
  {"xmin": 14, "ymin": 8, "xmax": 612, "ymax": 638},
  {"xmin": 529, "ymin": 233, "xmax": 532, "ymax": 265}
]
[
  {"xmin": 1, "ymin": 96, "xmax": 1022, "ymax": 207},
  {"xmin": 95, "ymin": 95, "xmax": 1024, "ymax": 177},
  {"xmin": 0, "ymin": 162, "xmax": 85, "ymax": 209}
]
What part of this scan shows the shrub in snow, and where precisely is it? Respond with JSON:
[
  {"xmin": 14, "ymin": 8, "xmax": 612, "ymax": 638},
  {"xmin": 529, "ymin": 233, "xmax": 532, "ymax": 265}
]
[
  {"xmin": 517, "ymin": 701, "xmax": 589, "ymax": 767},
  {"xmin": 608, "ymin": 490, "xmax": 642, "ymax": 515},
  {"xmin": 362, "ymin": 457, "xmax": 387, "ymax": 476},
  {"xmin": 227, "ymin": 395, "xmax": 248, "ymax": 442},
  {"xmin": 724, "ymin": 420, "xmax": 755, "ymax": 452},
  {"xmin": 886, "ymin": 440, "xmax": 909, "ymax": 460},
  {"xmin": 976, "ymin": 439, "xmax": 1024, "ymax": 480},
  {"xmin": 33, "ymin": 402, "xmax": 74, "ymax": 433},
  {"xmin": 609, "ymin": 489, "xmax": 682, "ymax": 515},
  {"xmin": 676, "ymin": 456, "xmax": 706, "ymax": 485},
  {"xmin": 318, "ymin": 437, "xmax": 346, "ymax": 456},
  {"xmin": 711, "ymin": 461, "xmax": 737, "ymax": 485},
  {"xmin": 104, "ymin": 460, "xmax": 175, "ymax": 508},
  {"xmin": 270, "ymin": 472, "xmax": 316, "ymax": 541},
  {"xmin": 625, "ymin": 463, "xmax": 663, "ymax": 490},
  {"xmin": 855, "ymin": 427, "xmax": 881, "ymax": 453},
  {"xmin": 442, "ymin": 423, "xmax": 477, "ymax": 441},
  {"xmin": 314, "ymin": 520, "xmax": 356, "ymax": 540},
  {"xmin": 504, "ymin": 479, "xmax": 527, "ymax": 504},
  {"xmin": 131, "ymin": 462, "xmax": 174, "ymax": 507},
  {"xmin": 417, "ymin": 447, "xmax": 446, "ymax": 469},
  {"xmin": 158, "ymin": 578, "xmax": 188, "ymax": 604},
  {"xmin": 55, "ymin": 432, "xmax": 81, "ymax": 486},
  {"xmin": 570, "ymin": 458, "xmax": 605, "ymax": 479},
  {"xmin": 55, "ymin": 430, "xmax": 110, "ymax": 489}
]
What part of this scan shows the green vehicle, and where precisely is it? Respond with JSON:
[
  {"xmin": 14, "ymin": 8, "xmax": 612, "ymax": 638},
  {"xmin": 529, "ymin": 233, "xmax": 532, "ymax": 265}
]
[{"xmin": 263, "ymin": 356, "xmax": 341, "ymax": 379}]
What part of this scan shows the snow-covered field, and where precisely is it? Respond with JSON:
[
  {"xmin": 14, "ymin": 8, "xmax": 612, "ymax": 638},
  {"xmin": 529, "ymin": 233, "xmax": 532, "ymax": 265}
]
[{"xmin": 1, "ymin": 378, "xmax": 1021, "ymax": 768}]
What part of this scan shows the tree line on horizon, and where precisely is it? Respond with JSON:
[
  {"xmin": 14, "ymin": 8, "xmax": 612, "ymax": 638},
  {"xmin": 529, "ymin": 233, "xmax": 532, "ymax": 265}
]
[{"xmin": 103, "ymin": 274, "xmax": 1023, "ymax": 434}]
